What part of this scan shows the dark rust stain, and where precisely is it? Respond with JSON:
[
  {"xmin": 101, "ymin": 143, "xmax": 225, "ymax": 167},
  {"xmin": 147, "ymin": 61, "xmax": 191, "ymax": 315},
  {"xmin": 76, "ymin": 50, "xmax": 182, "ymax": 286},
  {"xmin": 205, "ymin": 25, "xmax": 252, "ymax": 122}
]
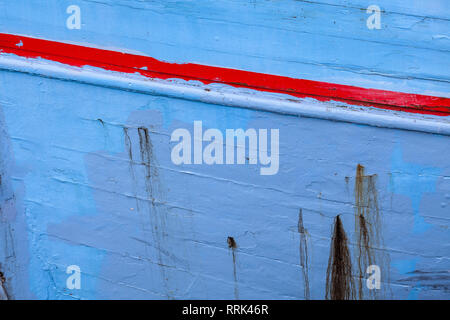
[
  {"xmin": 138, "ymin": 127, "xmax": 152, "ymax": 167},
  {"xmin": 325, "ymin": 215, "xmax": 355, "ymax": 300},
  {"xmin": 298, "ymin": 209, "xmax": 310, "ymax": 299},
  {"xmin": 138, "ymin": 126, "xmax": 161, "ymax": 209},
  {"xmin": 0, "ymin": 270, "xmax": 8, "ymax": 300},
  {"xmin": 227, "ymin": 236, "xmax": 239, "ymax": 299},
  {"xmin": 227, "ymin": 236, "xmax": 237, "ymax": 249}
]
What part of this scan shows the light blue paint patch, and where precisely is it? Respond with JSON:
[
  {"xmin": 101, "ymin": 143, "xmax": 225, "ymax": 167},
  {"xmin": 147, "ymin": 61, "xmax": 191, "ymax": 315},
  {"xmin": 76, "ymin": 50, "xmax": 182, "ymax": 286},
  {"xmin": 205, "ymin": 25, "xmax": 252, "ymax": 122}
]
[
  {"xmin": 392, "ymin": 258, "xmax": 421, "ymax": 300},
  {"xmin": 392, "ymin": 258, "xmax": 417, "ymax": 275},
  {"xmin": 0, "ymin": 71, "xmax": 110, "ymax": 298},
  {"xmin": 27, "ymin": 234, "xmax": 106, "ymax": 299},
  {"xmin": 389, "ymin": 144, "xmax": 441, "ymax": 234},
  {"xmin": 14, "ymin": 146, "xmax": 106, "ymax": 299}
]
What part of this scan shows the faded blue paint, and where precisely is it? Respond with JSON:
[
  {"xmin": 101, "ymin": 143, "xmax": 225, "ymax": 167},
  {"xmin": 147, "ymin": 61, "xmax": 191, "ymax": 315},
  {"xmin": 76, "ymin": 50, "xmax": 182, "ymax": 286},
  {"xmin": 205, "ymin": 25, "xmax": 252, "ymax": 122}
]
[
  {"xmin": 0, "ymin": 0, "xmax": 449, "ymax": 300},
  {"xmin": 389, "ymin": 144, "xmax": 441, "ymax": 234},
  {"xmin": 392, "ymin": 259, "xmax": 419, "ymax": 299}
]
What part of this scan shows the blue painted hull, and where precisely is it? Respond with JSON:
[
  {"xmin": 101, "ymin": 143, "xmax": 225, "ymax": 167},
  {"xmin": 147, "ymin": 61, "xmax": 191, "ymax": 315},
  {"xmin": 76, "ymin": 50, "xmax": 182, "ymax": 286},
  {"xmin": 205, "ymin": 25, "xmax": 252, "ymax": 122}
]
[{"xmin": 0, "ymin": 0, "xmax": 449, "ymax": 299}]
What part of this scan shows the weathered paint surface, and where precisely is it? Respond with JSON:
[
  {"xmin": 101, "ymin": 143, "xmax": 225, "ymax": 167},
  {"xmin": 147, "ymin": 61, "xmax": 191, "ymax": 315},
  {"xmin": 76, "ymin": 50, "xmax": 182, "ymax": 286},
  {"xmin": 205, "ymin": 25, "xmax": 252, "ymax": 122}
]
[
  {"xmin": 0, "ymin": 0, "xmax": 449, "ymax": 299},
  {"xmin": 1, "ymin": 33, "xmax": 449, "ymax": 115}
]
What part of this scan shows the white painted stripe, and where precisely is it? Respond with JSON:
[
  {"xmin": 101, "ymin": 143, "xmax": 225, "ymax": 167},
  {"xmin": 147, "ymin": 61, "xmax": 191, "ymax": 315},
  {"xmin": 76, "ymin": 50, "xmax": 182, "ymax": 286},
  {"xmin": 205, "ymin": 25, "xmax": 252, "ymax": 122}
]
[{"xmin": 1, "ymin": 54, "xmax": 449, "ymax": 136}]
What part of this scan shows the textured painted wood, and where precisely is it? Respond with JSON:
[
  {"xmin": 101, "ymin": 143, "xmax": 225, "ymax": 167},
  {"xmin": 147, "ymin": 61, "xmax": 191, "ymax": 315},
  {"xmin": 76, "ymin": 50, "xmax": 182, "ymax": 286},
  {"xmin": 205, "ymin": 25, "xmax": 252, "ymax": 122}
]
[
  {"xmin": 0, "ymin": 0, "xmax": 449, "ymax": 95},
  {"xmin": 1, "ymin": 33, "xmax": 449, "ymax": 116},
  {"xmin": 0, "ymin": 0, "xmax": 449, "ymax": 300}
]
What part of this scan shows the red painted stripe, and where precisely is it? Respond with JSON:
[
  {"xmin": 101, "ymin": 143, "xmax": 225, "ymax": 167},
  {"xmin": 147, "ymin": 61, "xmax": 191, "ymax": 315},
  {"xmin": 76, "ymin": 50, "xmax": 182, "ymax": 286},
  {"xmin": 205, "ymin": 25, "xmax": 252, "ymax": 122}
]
[{"xmin": 0, "ymin": 33, "xmax": 449, "ymax": 116}]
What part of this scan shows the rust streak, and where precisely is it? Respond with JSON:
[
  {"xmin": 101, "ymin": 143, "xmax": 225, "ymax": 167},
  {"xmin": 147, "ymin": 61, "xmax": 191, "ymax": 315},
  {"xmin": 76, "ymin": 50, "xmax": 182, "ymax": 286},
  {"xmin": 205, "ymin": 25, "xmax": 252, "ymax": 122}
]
[
  {"xmin": 354, "ymin": 164, "xmax": 390, "ymax": 299},
  {"xmin": 298, "ymin": 209, "xmax": 310, "ymax": 299},
  {"xmin": 227, "ymin": 236, "xmax": 239, "ymax": 300},
  {"xmin": 325, "ymin": 215, "xmax": 355, "ymax": 300}
]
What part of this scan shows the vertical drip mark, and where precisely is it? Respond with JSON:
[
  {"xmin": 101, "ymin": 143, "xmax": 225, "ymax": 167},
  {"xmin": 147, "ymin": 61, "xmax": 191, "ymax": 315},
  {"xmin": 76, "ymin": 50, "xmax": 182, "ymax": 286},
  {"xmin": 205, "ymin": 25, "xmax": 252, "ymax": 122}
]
[
  {"xmin": 138, "ymin": 127, "xmax": 165, "ymax": 237},
  {"xmin": 227, "ymin": 236, "xmax": 239, "ymax": 300},
  {"xmin": 138, "ymin": 126, "xmax": 162, "ymax": 210},
  {"xmin": 298, "ymin": 209, "xmax": 310, "ymax": 299},
  {"xmin": 354, "ymin": 164, "xmax": 388, "ymax": 299},
  {"xmin": 325, "ymin": 215, "xmax": 355, "ymax": 300},
  {"xmin": 138, "ymin": 126, "xmax": 156, "ymax": 214},
  {"xmin": 124, "ymin": 125, "xmax": 156, "ymax": 273},
  {"xmin": 124, "ymin": 126, "xmax": 172, "ymax": 298},
  {"xmin": 137, "ymin": 126, "xmax": 170, "ymax": 297},
  {"xmin": 357, "ymin": 213, "xmax": 373, "ymax": 298},
  {"xmin": 97, "ymin": 118, "xmax": 109, "ymax": 149},
  {"xmin": 123, "ymin": 127, "xmax": 140, "ymax": 212}
]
